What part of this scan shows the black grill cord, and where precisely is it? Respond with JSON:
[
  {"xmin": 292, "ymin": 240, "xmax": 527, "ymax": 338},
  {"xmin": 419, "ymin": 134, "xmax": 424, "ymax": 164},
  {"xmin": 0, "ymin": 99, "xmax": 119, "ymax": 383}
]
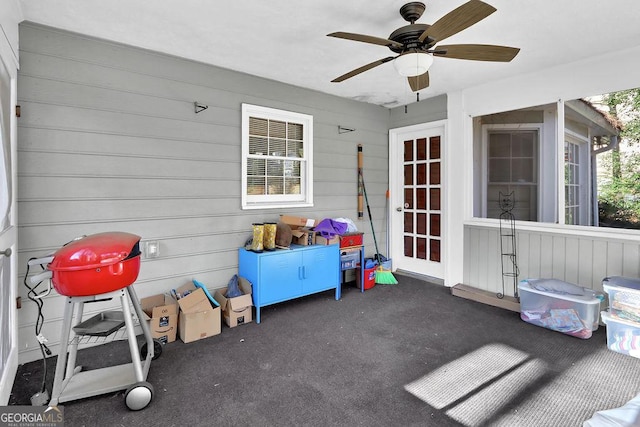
[
  {"xmin": 22, "ymin": 237, "xmax": 84, "ymax": 399},
  {"xmin": 23, "ymin": 258, "xmax": 52, "ymax": 394}
]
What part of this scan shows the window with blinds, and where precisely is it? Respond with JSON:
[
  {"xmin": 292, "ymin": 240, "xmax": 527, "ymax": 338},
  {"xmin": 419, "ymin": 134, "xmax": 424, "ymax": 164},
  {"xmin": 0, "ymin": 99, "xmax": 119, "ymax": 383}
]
[{"xmin": 242, "ymin": 104, "xmax": 313, "ymax": 209}]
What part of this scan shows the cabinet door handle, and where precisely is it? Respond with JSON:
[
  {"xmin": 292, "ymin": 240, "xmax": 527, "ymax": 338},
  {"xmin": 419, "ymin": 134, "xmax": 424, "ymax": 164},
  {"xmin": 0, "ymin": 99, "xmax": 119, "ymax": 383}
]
[{"xmin": 301, "ymin": 266, "xmax": 306, "ymax": 279}]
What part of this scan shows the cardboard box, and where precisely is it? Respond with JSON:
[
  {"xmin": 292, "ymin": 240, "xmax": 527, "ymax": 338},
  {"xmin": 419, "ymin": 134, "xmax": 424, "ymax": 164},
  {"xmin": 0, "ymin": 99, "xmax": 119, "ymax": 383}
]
[
  {"xmin": 213, "ymin": 277, "xmax": 254, "ymax": 327},
  {"xmin": 174, "ymin": 283, "xmax": 221, "ymax": 343},
  {"xmin": 140, "ymin": 293, "xmax": 179, "ymax": 344},
  {"xmin": 291, "ymin": 228, "xmax": 316, "ymax": 246},
  {"xmin": 279, "ymin": 215, "xmax": 316, "ymax": 229},
  {"xmin": 315, "ymin": 234, "xmax": 340, "ymax": 245}
]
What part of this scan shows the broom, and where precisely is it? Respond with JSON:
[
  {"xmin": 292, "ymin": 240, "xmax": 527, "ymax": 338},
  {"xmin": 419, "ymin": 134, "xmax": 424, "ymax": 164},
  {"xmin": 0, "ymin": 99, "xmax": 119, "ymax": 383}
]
[{"xmin": 359, "ymin": 169, "xmax": 398, "ymax": 285}]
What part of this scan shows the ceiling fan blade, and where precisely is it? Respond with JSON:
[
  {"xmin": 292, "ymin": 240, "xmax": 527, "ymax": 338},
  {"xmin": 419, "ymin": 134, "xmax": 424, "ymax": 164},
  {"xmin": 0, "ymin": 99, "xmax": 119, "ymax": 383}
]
[
  {"xmin": 419, "ymin": 0, "xmax": 496, "ymax": 43},
  {"xmin": 408, "ymin": 72, "xmax": 430, "ymax": 92},
  {"xmin": 331, "ymin": 56, "xmax": 395, "ymax": 83},
  {"xmin": 433, "ymin": 44, "xmax": 520, "ymax": 62},
  {"xmin": 327, "ymin": 32, "xmax": 404, "ymax": 49}
]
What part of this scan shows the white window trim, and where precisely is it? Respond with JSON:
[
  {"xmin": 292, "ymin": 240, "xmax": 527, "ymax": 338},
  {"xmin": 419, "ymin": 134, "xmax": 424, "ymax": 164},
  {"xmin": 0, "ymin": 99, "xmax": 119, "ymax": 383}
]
[
  {"xmin": 481, "ymin": 124, "xmax": 543, "ymax": 219},
  {"xmin": 241, "ymin": 103, "xmax": 313, "ymax": 210}
]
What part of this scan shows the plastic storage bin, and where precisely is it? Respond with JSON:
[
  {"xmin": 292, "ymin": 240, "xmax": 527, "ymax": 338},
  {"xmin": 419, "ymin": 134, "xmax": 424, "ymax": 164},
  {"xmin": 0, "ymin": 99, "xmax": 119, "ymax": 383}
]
[
  {"xmin": 603, "ymin": 276, "xmax": 640, "ymax": 323},
  {"xmin": 601, "ymin": 311, "xmax": 640, "ymax": 358},
  {"xmin": 518, "ymin": 279, "xmax": 603, "ymax": 339},
  {"xmin": 340, "ymin": 249, "xmax": 360, "ymax": 270}
]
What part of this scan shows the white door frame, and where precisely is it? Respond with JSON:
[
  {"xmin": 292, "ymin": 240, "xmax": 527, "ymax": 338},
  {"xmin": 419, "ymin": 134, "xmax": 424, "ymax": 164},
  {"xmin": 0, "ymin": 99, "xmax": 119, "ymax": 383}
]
[
  {"xmin": 389, "ymin": 120, "xmax": 447, "ymax": 280},
  {"xmin": 0, "ymin": 13, "xmax": 19, "ymax": 404}
]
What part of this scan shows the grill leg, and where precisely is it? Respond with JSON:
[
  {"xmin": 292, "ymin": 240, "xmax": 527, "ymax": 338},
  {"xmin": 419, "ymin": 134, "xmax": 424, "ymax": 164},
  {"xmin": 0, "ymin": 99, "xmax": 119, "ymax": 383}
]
[
  {"xmin": 64, "ymin": 300, "xmax": 84, "ymax": 380},
  {"xmin": 49, "ymin": 297, "xmax": 75, "ymax": 406},
  {"xmin": 127, "ymin": 286, "xmax": 154, "ymax": 367},
  {"xmin": 120, "ymin": 289, "xmax": 144, "ymax": 382}
]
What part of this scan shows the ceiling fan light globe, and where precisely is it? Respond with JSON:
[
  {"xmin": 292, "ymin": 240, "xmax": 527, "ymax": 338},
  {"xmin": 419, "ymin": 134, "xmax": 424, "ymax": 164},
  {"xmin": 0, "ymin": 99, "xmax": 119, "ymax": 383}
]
[{"xmin": 393, "ymin": 52, "xmax": 433, "ymax": 77}]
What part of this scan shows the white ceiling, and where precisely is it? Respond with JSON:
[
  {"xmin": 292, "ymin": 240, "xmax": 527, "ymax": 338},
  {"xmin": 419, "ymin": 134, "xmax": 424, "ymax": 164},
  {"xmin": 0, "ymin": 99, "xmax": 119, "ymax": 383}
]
[{"xmin": 18, "ymin": 0, "xmax": 640, "ymax": 107}]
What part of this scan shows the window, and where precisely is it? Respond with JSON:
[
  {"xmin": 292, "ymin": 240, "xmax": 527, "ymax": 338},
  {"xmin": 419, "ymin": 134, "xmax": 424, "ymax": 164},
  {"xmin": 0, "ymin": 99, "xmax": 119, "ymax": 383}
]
[
  {"xmin": 484, "ymin": 128, "xmax": 539, "ymax": 221},
  {"xmin": 241, "ymin": 104, "xmax": 313, "ymax": 209},
  {"xmin": 473, "ymin": 99, "xmax": 620, "ymax": 227},
  {"xmin": 564, "ymin": 140, "xmax": 581, "ymax": 225}
]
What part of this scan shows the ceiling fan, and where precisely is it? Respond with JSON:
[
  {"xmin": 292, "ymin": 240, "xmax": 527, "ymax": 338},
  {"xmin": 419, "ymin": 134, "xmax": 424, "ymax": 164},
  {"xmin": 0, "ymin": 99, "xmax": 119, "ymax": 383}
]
[{"xmin": 327, "ymin": 0, "xmax": 520, "ymax": 92}]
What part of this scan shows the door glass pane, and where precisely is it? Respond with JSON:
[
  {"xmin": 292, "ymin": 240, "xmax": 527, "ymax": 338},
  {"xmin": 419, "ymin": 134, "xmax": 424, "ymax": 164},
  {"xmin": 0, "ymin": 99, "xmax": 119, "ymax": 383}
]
[
  {"xmin": 404, "ymin": 164, "xmax": 413, "ymax": 185},
  {"xmin": 429, "ymin": 163, "xmax": 441, "ymax": 185},
  {"xmin": 404, "ymin": 236, "xmax": 414, "ymax": 257},
  {"xmin": 417, "ymin": 213, "xmax": 427, "ymax": 235},
  {"xmin": 430, "ymin": 214, "xmax": 441, "ymax": 236},
  {"xmin": 404, "ymin": 140, "xmax": 413, "ymax": 161},
  {"xmin": 430, "ymin": 136, "xmax": 441, "ymax": 159},
  {"xmin": 430, "ymin": 239, "xmax": 441, "ymax": 262},
  {"xmin": 417, "ymin": 188, "xmax": 427, "ymax": 210},
  {"xmin": 417, "ymin": 138, "xmax": 427, "ymax": 161},
  {"xmin": 404, "ymin": 212, "xmax": 413, "ymax": 233},
  {"xmin": 404, "ymin": 188, "xmax": 413, "ymax": 209},
  {"xmin": 417, "ymin": 237, "xmax": 427, "ymax": 259},
  {"xmin": 417, "ymin": 163, "xmax": 427, "ymax": 185},
  {"xmin": 430, "ymin": 188, "xmax": 441, "ymax": 211}
]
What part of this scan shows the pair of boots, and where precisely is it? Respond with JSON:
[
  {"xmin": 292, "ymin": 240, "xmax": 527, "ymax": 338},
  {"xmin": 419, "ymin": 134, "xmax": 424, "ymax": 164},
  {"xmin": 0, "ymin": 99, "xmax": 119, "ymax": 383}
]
[{"xmin": 250, "ymin": 222, "xmax": 277, "ymax": 252}]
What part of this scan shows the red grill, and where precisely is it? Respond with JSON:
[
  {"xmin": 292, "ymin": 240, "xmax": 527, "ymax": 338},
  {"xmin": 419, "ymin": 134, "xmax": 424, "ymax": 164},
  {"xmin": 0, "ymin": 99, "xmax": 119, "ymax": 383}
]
[{"xmin": 48, "ymin": 232, "xmax": 142, "ymax": 296}]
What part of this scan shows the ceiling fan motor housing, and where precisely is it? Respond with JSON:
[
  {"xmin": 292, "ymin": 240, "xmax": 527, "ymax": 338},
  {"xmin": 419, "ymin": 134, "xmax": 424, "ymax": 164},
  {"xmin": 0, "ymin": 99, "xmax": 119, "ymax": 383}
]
[{"xmin": 389, "ymin": 24, "xmax": 433, "ymax": 53}]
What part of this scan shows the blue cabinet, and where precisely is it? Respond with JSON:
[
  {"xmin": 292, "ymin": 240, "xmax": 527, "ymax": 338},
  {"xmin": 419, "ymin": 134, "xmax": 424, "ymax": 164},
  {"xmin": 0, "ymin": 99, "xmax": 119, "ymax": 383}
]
[{"xmin": 238, "ymin": 244, "xmax": 340, "ymax": 323}]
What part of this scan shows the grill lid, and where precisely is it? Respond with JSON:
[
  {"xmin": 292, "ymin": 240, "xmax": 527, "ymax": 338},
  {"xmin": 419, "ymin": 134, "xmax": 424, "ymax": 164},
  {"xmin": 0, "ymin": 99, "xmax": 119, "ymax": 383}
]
[{"xmin": 49, "ymin": 232, "xmax": 142, "ymax": 272}]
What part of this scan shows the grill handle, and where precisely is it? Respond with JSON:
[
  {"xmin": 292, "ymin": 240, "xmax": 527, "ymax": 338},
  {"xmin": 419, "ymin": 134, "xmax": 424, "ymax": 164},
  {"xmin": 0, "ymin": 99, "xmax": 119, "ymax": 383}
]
[
  {"xmin": 28, "ymin": 270, "xmax": 53, "ymax": 299},
  {"xmin": 28, "ymin": 256, "xmax": 55, "ymax": 267}
]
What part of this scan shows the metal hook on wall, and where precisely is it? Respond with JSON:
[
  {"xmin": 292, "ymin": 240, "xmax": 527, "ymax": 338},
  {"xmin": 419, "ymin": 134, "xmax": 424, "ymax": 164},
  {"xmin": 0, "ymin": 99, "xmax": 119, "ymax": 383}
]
[
  {"xmin": 194, "ymin": 102, "xmax": 209, "ymax": 114},
  {"xmin": 338, "ymin": 125, "xmax": 355, "ymax": 134}
]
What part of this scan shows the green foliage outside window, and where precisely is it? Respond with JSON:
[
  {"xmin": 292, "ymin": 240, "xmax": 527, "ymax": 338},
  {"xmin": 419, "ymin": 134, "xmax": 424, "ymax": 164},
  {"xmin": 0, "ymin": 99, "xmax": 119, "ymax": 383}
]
[{"xmin": 598, "ymin": 89, "xmax": 640, "ymax": 229}]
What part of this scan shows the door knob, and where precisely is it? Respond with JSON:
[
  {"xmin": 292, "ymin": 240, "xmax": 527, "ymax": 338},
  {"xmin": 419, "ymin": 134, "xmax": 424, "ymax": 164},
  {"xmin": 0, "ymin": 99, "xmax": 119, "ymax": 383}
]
[{"xmin": 1, "ymin": 248, "xmax": 11, "ymax": 257}]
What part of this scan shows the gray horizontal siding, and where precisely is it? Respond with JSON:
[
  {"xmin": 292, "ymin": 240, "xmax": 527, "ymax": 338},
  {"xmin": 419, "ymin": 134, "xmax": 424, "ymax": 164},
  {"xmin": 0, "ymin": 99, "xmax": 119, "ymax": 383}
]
[
  {"xmin": 16, "ymin": 23, "xmax": 393, "ymax": 363},
  {"xmin": 389, "ymin": 94, "xmax": 447, "ymax": 129}
]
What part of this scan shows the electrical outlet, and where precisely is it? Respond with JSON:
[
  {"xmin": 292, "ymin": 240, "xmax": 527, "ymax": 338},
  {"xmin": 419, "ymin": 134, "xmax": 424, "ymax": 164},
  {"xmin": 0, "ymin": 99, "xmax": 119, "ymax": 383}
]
[{"xmin": 144, "ymin": 241, "xmax": 160, "ymax": 258}]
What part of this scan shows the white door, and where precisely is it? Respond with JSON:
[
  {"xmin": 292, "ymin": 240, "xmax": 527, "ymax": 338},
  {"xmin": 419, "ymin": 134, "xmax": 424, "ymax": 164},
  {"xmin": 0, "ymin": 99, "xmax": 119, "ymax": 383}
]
[
  {"xmin": 389, "ymin": 122, "xmax": 445, "ymax": 279},
  {"xmin": 0, "ymin": 50, "xmax": 18, "ymax": 404}
]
